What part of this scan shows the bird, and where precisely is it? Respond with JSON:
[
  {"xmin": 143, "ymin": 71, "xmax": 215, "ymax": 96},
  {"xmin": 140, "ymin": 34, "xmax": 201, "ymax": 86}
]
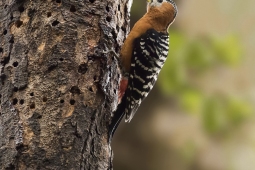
[{"xmin": 109, "ymin": 0, "xmax": 178, "ymax": 140}]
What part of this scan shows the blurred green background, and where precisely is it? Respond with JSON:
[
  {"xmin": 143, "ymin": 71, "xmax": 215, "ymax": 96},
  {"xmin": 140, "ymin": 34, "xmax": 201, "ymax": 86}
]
[{"xmin": 112, "ymin": 0, "xmax": 255, "ymax": 170}]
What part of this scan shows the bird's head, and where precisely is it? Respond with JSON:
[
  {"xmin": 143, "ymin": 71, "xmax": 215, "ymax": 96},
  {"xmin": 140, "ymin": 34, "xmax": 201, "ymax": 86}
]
[
  {"xmin": 146, "ymin": 0, "xmax": 177, "ymax": 28},
  {"xmin": 147, "ymin": 0, "xmax": 178, "ymax": 18}
]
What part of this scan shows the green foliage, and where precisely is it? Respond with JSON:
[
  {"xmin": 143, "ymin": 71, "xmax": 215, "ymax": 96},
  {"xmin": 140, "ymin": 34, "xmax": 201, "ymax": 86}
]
[
  {"xmin": 185, "ymin": 39, "xmax": 215, "ymax": 72},
  {"xmin": 158, "ymin": 30, "xmax": 252, "ymax": 134},
  {"xmin": 212, "ymin": 34, "xmax": 243, "ymax": 66},
  {"xmin": 203, "ymin": 97, "xmax": 252, "ymax": 133},
  {"xmin": 180, "ymin": 89, "xmax": 203, "ymax": 115}
]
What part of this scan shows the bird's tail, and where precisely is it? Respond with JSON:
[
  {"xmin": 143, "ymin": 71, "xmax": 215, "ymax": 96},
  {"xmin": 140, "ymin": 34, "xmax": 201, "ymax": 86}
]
[{"xmin": 108, "ymin": 92, "xmax": 127, "ymax": 142}]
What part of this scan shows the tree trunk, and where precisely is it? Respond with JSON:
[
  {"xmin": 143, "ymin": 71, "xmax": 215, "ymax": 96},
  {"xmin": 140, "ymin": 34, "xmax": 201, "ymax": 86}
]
[{"xmin": 0, "ymin": 0, "xmax": 131, "ymax": 169}]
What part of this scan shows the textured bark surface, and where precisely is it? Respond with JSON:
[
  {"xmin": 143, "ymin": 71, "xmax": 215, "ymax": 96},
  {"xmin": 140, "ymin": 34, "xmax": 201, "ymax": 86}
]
[{"xmin": 0, "ymin": 0, "xmax": 130, "ymax": 169}]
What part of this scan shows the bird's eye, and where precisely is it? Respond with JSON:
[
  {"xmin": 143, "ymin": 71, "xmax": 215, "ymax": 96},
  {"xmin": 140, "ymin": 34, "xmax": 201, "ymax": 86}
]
[{"xmin": 157, "ymin": 0, "xmax": 163, "ymax": 3}]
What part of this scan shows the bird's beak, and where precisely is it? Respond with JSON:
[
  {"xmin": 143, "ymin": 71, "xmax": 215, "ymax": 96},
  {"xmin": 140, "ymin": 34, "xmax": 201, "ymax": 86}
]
[{"xmin": 147, "ymin": 0, "xmax": 151, "ymax": 2}]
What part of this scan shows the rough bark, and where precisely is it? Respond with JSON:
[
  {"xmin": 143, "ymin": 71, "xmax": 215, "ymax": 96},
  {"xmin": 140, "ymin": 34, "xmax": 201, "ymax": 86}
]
[{"xmin": 0, "ymin": 0, "xmax": 130, "ymax": 169}]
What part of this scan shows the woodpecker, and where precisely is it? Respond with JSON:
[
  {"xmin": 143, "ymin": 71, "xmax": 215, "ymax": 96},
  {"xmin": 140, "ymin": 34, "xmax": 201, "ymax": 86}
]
[{"xmin": 109, "ymin": 0, "xmax": 177, "ymax": 138}]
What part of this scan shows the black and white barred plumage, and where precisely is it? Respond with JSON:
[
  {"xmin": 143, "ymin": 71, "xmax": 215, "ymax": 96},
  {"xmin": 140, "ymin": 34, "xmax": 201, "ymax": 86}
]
[
  {"xmin": 124, "ymin": 29, "xmax": 169, "ymax": 122},
  {"xmin": 109, "ymin": 29, "xmax": 169, "ymax": 138},
  {"xmin": 108, "ymin": 0, "xmax": 177, "ymax": 141}
]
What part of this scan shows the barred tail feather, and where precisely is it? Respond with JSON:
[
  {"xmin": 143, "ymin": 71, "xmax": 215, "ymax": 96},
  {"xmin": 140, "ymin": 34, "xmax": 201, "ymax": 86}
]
[{"xmin": 125, "ymin": 104, "xmax": 139, "ymax": 123}]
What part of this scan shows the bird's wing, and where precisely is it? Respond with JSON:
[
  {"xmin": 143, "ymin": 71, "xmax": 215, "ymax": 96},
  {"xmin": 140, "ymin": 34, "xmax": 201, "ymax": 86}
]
[{"xmin": 125, "ymin": 29, "xmax": 169, "ymax": 122}]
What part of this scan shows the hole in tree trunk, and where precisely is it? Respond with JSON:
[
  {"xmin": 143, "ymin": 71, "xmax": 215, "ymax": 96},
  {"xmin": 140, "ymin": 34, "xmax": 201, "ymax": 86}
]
[
  {"xmin": 70, "ymin": 5, "xmax": 76, "ymax": 12},
  {"xmin": 19, "ymin": 99, "xmax": 24, "ymax": 105},
  {"xmin": 13, "ymin": 61, "xmax": 19, "ymax": 67},
  {"xmin": 30, "ymin": 103, "xmax": 35, "ymax": 109},
  {"xmin": 18, "ymin": 6, "xmax": 25, "ymax": 13},
  {"xmin": 47, "ymin": 12, "xmax": 52, "ymax": 17},
  {"xmin": 15, "ymin": 20, "xmax": 23, "ymax": 28},
  {"xmin": 52, "ymin": 20, "xmax": 60, "ymax": 26},
  {"xmin": 43, "ymin": 96, "xmax": 47, "ymax": 102},
  {"xmin": 13, "ymin": 98, "xmax": 18, "ymax": 105},
  {"xmin": 70, "ymin": 99, "xmax": 75, "ymax": 105},
  {"xmin": 106, "ymin": 16, "xmax": 112, "ymax": 22},
  {"xmin": 70, "ymin": 86, "xmax": 81, "ymax": 94}
]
